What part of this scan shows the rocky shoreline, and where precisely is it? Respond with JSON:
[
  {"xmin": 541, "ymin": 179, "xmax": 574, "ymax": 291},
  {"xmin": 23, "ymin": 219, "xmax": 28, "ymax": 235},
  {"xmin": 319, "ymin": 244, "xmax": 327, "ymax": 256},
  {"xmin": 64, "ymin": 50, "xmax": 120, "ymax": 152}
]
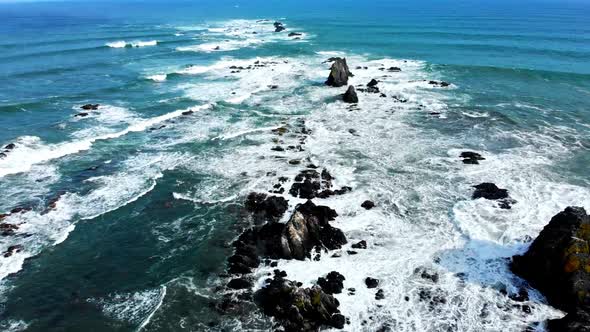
[{"xmin": 205, "ymin": 56, "xmax": 578, "ymax": 331}]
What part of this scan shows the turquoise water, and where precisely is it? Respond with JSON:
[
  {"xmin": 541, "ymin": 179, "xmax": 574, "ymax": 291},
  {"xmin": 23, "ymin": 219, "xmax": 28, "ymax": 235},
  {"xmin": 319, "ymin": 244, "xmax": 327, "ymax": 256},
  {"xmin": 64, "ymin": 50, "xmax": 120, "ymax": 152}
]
[{"xmin": 0, "ymin": 0, "xmax": 589, "ymax": 331}]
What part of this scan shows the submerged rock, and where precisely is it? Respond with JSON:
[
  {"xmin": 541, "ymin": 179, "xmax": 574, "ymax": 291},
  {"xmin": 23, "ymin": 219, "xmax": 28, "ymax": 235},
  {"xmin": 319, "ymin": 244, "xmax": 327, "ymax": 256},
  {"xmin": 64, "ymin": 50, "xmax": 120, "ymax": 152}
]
[
  {"xmin": 81, "ymin": 104, "xmax": 99, "ymax": 110},
  {"xmin": 288, "ymin": 32, "xmax": 302, "ymax": 37},
  {"xmin": 254, "ymin": 270, "xmax": 344, "ymax": 331},
  {"xmin": 428, "ymin": 80, "xmax": 450, "ymax": 87},
  {"xmin": 511, "ymin": 207, "xmax": 590, "ymax": 330},
  {"xmin": 4, "ymin": 143, "xmax": 16, "ymax": 150},
  {"xmin": 274, "ymin": 22, "xmax": 286, "ymax": 32},
  {"xmin": 351, "ymin": 240, "xmax": 367, "ymax": 249},
  {"xmin": 460, "ymin": 151, "xmax": 485, "ymax": 164},
  {"xmin": 326, "ymin": 58, "xmax": 352, "ymax": 87},
  {"xmin": 342, "ymin": 86, "xmax": 358, "ymax": 103}
]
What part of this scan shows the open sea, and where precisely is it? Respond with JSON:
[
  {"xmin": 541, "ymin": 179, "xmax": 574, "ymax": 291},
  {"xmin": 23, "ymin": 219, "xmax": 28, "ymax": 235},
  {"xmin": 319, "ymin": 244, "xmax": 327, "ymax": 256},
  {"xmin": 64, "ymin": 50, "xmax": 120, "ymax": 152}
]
[{"xmin": 0, "ymin": 0, "xmax": 590, "ymax": 331}]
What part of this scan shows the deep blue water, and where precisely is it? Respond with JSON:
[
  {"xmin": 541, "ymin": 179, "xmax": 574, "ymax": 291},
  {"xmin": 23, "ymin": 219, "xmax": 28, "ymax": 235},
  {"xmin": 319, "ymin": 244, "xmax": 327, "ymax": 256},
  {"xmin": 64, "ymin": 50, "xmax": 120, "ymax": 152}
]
[{"xmin": 0, "ymin": 1, "xmax": 589, "ymax": 331}]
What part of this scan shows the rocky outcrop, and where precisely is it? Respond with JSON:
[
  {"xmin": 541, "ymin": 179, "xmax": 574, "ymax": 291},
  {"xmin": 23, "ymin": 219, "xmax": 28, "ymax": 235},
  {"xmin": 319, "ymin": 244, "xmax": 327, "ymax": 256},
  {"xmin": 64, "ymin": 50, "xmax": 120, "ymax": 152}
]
[
  {"xmin": 361, "ymin": 200, "xmax": 375, "ymax": 210},
  {"xmin": 317, "ymin": 271, "xmax": 346, "ymax": 294},
  {"xmin": 325, "ymin": 58, "xmax": 352, "ymax": 87},
  {"xmin": 254, "ymin": 270, "xmax": 345, "ymax": 331},
  {"xmin": 472, "ymin": 183, "xmax": 515, "ymax": 209},
  {"xmin": 289, "ymin": 169, "xmax": 351, "ymax": 199},
  {"xmin": 229, "ymin": 200, "xmax": 346, "ymax": 272},
  {"xmin": 244, "ymin": 192, "xmax": 289, "ymax": 221},
  {"xmin": 81, "ymin": 104, "xmax": 99, "ymax": 110},
  {"xmin": 472, "ymin": 183, "xmax": 508, "ymax": 200},
  {"xmin": 511, "ymin": 207, "xmax": 590, "ymax": 330},
  {"xmin": 342, "ymin": 86, "xmax": 358, "ymax": 103},
  {"xmin": 460, "ymin": 151, "xmax": 485, "ymax": 164},
  {"xmin": 274, "ymin": 22, "xmax": 286, "ymax": 32}
]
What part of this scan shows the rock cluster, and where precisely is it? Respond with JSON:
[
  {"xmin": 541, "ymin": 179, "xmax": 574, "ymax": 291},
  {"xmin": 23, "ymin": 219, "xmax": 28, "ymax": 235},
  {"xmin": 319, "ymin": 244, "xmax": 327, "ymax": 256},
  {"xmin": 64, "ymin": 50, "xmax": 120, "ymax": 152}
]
[{"xmin": 254, "ymin": 270, "xmax": 345, "ymax": 331}]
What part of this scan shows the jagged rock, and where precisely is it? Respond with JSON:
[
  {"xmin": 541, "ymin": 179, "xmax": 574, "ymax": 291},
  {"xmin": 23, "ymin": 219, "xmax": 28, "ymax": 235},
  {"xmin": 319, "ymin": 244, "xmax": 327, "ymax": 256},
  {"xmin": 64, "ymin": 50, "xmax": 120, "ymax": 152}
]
[
  {"xmin": 511, "ymin": 207, "xmax": 590, "ymax": 331},
  {"xmin": 367, "ymin": 79, "xmax": 379, "ymax": 87},
  {"xmin": 245, "ymin": 192, "xmax": 289, "ymax": 220},
  {"xmin": 81, "ymin": 104, "xmax": 99, "ymax": 110},
  {"xmin": 365, "ymin": 277, "xmax": 379, "ymax": 289},
  {"xmin": 361, "ymin": 200, "xmax": 375, "ymax": 210},
  {"xmin": 326, "ymin": 58, "xmax": 352, "ymax": 87},
  {"xmin": 317, "ymin": 271, "xmax": 346, "ymax": 294},
  {"xmin": 274, "ymin": 22, "xmax": 286, "ymax": 32},
  {"xmin": 254, "ymin": 270, "xmax": 344, "ymax": 331},
  {"xmin": 227, "ymin": 278, "xmax": 251, "ymax": 290},
  {"xmin": 4, "ymin": 143, "xmax": 15, "ymax": 150},
  {"xmin": 351, "ymin": 240, "xmax": 367, "ymax": 249},
  {"xmin": 460, "ymin": 151, "xmax": 485, "ymax": 164},
  {"xmin": 342, "ymin": 86, "xmax": 358, "ymax": 103},
  {"xmin": 472, "ymin": 183, "xmax": 509, "ymax": 200},
  {"xmin": 231, "ymin": 200, "xmax": 346, "ymax": 265}
]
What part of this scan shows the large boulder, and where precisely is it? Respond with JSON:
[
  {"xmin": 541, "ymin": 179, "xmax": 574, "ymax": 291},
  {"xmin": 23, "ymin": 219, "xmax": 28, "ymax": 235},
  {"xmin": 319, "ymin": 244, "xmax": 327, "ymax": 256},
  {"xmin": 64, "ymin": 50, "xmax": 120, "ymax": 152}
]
[
  {"xmin": 342, "ymin": 86, "xmax": 358, "ymax": 103},
  {"xmin": 230, "ymin": 200, "xmax": 346, "ymax": 268},
  {"xmin": 254, "ymin": 270, "xmax": 344, "ymax": 331},
  {"xmin": 472, "ymin": 183, "xmax": 509, "ymax": 200},
  {"xmin": 325, "ymin": 58, "xmax": 352, "ymax": 87},
  {"xmin": 511, "ymin": 207, "xmax": 590, "ymax": 330}
]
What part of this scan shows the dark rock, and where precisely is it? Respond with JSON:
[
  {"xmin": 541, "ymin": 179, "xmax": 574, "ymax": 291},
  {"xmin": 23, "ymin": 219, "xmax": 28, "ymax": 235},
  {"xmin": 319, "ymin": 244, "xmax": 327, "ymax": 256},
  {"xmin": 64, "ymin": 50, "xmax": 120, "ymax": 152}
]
[
  {"xmin": 3, "ymin": 244, "xmax": 23, "ymax": 258},
  {"xmin": 317, "ymin": 271, "xmax": 346, "ymax": 294},
  {"xmin": 81, "ymin": 104, "xmax": 99, "ymax": 110},
  {"xmin": 0, "ymin": 153, "xmax": 6, "ymax": 158},
  {"xmin": 361, "ymin": 200, "xmax": 375, "ymax": 210},
  {"xmin": 75, "ymin": 112, "xmax": 89, "ymax": 117},
  {"xmin": 326, "ymin": 58, "xmax": 352, "ymax": 87},
  {"xmin": 245, "ymin": 192, "xmax": 289, "ymax": 220},
  {"xmin": 365, "ymin": 277, "xmax": 379, "ymax": 289},
  {"xmin": 232, "ymin": 200, "xmax": 346, "ymax": 263},
  {"xmin": 387, "ymin": 67, "xmax": 401, "ymax": 72},
  {"xmin": 428, "ymin": 80, "xmax": 450, "ymax": 87},
  {"xmin": 288, "ymin": 32, "xmax": 302, "ymax": 37},
  {"xmin": 415, "ymin": 267, "xmax": 439, "ymax": 283},
  {"xmin": 347, "ymin": 250, "xmax": 358, "ymax": 255},
  {"xmin": 274, "ymin": 22, "xmax": 286, "ymax": 32},
  {"xmin": 214, "ymin": 46, "xmax": 221, "ymax": 50},
  {"xmin": 331, "ymin": 314, "xmax": 346, "ymax": 329},
  {"xmin": 342, "ymin": 86, "xmax": 359, "ymax": 103},
  {"xmin": 271, "ymin": 146, "xmax": 285, "ymax": 152},
  {"xmin": 511, "ymin": 207, "xmax": 590, "ymax": 320},
  {"xmin": 472, "ymin": 183, "xmax": 509, "ymax": 200},
  {"xmin": 254, "ymin": 270, "xmax": 344, "ymax": 331},
  {"xmin": 0, "ymin": 223, "xmax": 19, "ymax": 236},
  {"xmin": 227, "ymin": 278, "xmax": 251, "ymax": 290},
  {"xmin": 548, "ymin": 309, "xmax": 590, "ymax": 332},
  {"xmin": 182, "ymin": 110, "xmax": 194, "ymax": 115},
  {"xmin": 375, "ymin": 289, "xmax": 385, "ymax": 300},
  {"xmin": 351, "ymin": 240, "xmax": 367, "ymax": 249},
  {"xmin": 367, "ymin": 79, "xmax": 379, "ymax": 87},
  {"xmin": 4, "ymin": 143, "xmax": 15, "ymax": 150},
  {"xmin": 460, "ymin": 151, "xmax": 485, "ymax": 164}
]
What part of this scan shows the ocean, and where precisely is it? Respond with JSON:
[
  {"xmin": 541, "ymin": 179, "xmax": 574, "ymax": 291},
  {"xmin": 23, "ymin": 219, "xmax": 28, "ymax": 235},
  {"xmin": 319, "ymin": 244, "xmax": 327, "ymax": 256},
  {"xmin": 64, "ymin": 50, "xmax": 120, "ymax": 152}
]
[{"xmin": 0, "ymin": 0, "xmax": 589, "ymax": 331}]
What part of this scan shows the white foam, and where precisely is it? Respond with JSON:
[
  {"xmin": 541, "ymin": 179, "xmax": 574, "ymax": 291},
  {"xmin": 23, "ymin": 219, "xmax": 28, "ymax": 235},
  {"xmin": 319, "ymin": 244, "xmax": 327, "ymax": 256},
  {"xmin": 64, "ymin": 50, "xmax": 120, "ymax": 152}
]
[
  {"xmin": 0, "ymin": 104, "xmax": 211, "ymax": 178},
  {"xmin": 106, "ymin": 40, "xmax": 158, "ymax": 48},
  {"xmin": 0, "ymin": 153, "xmax": 186, "ymax": 284},
  {"xmin": 147, "ymin": 74, "xmax": 167, "ymax": 82},
  {"xmin": 89, "ymin": 286, "xmax": 166, "ymax": 330}
]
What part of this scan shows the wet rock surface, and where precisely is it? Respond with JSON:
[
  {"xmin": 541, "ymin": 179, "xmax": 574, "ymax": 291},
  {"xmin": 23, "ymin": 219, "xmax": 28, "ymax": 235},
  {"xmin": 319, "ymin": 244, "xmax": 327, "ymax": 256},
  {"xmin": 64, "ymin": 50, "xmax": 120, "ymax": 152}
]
[
  {"xmin": 342, "ymin": 85, "xmax": 358, "ymax": 103},
  {"xmin": 511, "ymin": 207, "xmax": 590, "ymax": 331},
  {"xmin": 325, "ymin": 58, "xmax": 352, "ymax": 87},
  {"xmin": 460, "ymin": 151, "xmax": 485, "ymax": 164},
  {"xmin": 254, "ymin": 270, "xmax": 344, "ymax": 331}
]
